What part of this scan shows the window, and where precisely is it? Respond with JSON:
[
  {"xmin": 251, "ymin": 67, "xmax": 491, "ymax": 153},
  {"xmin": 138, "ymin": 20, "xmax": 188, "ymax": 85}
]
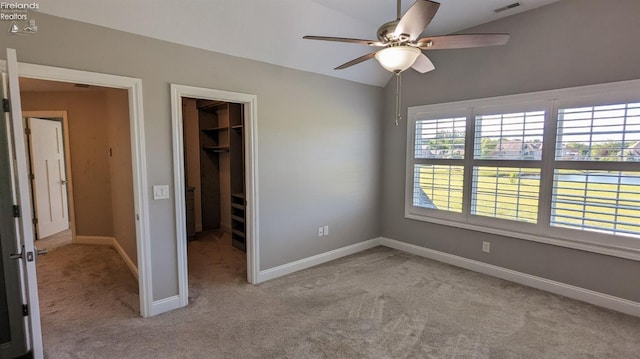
[
  {"xmin": 552, "ymin": 102, "xmax": 640, "ymax": 238},
  {"xmin": 471, "ymin": 110, "xmax": 545, "ymax": 223},
  {"xmin": 414, "ymin": 117, "xmax": 466, "ymax": 159},
  {"xmin": 474, "ymin": 111, "xmax": 545, "ymax": 160},
  {"xmin": 472, "ymin": 167, "xmax": 540, "ymax": 223},
  {"xmin": 411, "ymin": 117, "xmax": 467, "ymax": 217},
  {"xmin": 413, "ymin": 165, "xmax": 463, "ymax": 212},
  {"xmin": 555, "ymin": 103, "xmax": 640, "ymax": 161},
  {"xmin": 551, "ymin": 170, "xmax": 640, "ymax": 237},
  {"xmin": 406, "ymin": 80, "xmax": 640, "ymax": 259}
]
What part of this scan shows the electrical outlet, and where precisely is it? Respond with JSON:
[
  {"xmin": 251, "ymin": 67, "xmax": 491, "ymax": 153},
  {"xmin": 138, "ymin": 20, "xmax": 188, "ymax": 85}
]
[
  {"xmin": 323, "ymin": 225, "xmax": 329, "ymax": 236},
  {"xmin": 482, "ymin": 241, "xmax": 491, "ymax": 253},
  {"xmin": 318, "ymin": 227, "xmax": 324, "ymax": 237}
]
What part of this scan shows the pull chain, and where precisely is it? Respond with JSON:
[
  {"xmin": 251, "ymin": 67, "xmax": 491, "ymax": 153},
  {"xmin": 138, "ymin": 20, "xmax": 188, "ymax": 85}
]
[{"xmin": 395, "ymin": 71, "xmax": 402, "ymax": 126}]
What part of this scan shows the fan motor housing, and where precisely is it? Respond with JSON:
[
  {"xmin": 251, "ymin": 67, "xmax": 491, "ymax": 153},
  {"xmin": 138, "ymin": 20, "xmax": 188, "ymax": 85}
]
[{"xmin": 377, "ymin": 20, "xmax": 401, "ymax": 42}]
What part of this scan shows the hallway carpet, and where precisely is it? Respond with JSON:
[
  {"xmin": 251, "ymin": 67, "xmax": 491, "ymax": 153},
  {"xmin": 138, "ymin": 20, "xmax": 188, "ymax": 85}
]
[{"xmin": 37, "ymin": 234, "xmax": 640, "ymax": 358}]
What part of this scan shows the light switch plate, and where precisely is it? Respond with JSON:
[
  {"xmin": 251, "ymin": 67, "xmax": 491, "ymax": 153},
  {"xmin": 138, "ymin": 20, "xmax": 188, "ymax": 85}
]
[{"xmin": 153, "ymin": 185, "xmax": 170, "ymax": 200}]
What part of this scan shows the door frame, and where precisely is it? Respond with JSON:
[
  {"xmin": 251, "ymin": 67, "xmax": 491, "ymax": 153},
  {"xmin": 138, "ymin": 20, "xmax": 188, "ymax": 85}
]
[
  {"xmin": 0, "ymin": 60, "xmax": 154, "ymax": 318},
  {"xmin": 170, "ymin": 84, "xmax": 259, "ymax": 307},
  {"xmin": 23, "ymin": 112, "xmax": 75, "ymax": 243}
]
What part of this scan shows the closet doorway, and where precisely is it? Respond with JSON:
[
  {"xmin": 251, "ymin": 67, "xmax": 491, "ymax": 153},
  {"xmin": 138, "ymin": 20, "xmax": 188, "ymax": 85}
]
[
  {"xmin": 182, "ymin": 99, "xmax": 246, "ymax": 249},
  {"xmin": 171, "ymin": 84, "xmax": 259, "ymax": 309},
  {"xmin": 182, "ymin": 98, "xmax": 247, "ymax": 296}
]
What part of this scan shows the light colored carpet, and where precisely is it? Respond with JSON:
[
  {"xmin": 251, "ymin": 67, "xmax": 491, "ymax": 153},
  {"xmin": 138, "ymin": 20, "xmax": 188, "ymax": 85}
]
[
  {"xmin": 37, "ymin": 233, "xmax": 640, "ymax": 358},
  {"xmin": 36, "ymin": 229, "xmax": 72, "ymax": 252}
]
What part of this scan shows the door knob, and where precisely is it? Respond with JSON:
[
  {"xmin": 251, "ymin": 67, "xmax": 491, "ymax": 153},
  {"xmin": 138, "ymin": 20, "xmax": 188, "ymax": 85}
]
[
  {"xmin": 35, "ymin": 247, "xmax": 47, "ymax": 256},
  {"xmin": 9, "ymin": 245, "xmax": 46, "ymax": 261},
  {"xmin": 10, "ymin": 245, "xmax": 24, "ymax": 260}
]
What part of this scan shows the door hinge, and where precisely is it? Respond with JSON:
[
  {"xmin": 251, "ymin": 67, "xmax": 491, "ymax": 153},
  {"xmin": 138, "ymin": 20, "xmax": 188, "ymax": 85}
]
[
  {"xmin": 13, "ymin": 204, "xmax": 20, "ymax": 217},
  {"xmin": 22, "ymin": 304, "xmax": 29, "ymax": 316},
  {"xmin": 2, "ymin": 98, "xmax": 9, "ymax": 112},
  {"xmin": 29, "ymin": 173, "xmax": 34, "ymax": 180},
  {"xmin": 25, "ymin": 127, "xmax": 31, "ymax": 135},
  {"xmin": 32, "ymin": 217, "xmax": 38, "ymax": 225}
]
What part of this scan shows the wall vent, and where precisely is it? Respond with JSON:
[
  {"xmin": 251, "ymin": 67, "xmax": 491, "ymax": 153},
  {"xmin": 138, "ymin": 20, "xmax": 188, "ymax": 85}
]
[{"xmin": 494, "ymin": 2, "xmax": 521, "ymax": 13}]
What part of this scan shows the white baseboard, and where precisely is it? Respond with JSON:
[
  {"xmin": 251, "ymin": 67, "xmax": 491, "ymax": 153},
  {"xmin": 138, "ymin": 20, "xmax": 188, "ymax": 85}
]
[
  {"xmin": 75, "ymin": 235, "xmax": 138, "ymax": 280},
  {"xmin": 257, "ymin": 237, "xmax": 382, "ymax": 283},
  {"xmin": 149, "ymin": 295, "xmax": 182, "ymax": 316},
  {"xmin": 75, "ymin": 235, "xmax": 114, "ymax": 246},
  {"xmin": 380, "ymin": 237, "xmax": 640, "ymax": 317},
  {"xmin": 112, "ymin": 238, "xmax": 139, "ymax": 280}
]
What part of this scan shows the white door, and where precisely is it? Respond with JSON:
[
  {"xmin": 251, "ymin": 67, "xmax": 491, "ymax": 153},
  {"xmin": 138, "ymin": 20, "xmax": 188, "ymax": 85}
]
[
  {"xmin": 1, "ymin": 48, "xmax": 44, "ymax": 358},
  {"xmin": 27, "ymin": 117, "xmax": 69, "ymax": 239}
]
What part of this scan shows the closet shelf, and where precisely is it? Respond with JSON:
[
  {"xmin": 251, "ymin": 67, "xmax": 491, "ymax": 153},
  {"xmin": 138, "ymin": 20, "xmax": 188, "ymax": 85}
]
[
  {"xmin": 202, "ymin": 145, "xmax": 229, "ymax": 153},
  {"xmin": 202, "ymin": 126, "xmax": 229, "ymax": 133},
  {"xmin": 231, "ymin": 215, "xmax": 245, "ymax": 223},
  {"xmin": 231, "ymin": 203, "xmax": 245, "ymax": 210}
]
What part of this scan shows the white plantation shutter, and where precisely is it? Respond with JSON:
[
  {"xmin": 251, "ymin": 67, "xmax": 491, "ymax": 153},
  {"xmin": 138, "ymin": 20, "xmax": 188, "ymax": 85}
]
[
  {"xmin": 471, "ymin": 167, "xmax": 540, "ymax": 223},
  {"xmin": 406, "ymin": 80, "xmax": 640, "ymax": 259},
  {"xmin": 551, "ymin": 170, "xmax": 640, "ymax": 237},
  {"xmin": 552, "ymin": 102, "xmax": 640, "ymax": 238},
  {"xmin": 555, "ymin": 103, "xmax": 640, "ymax": 161},
  {"xmin": 413, "ymin": 164, "xmax": 464, "ymax": 212}
]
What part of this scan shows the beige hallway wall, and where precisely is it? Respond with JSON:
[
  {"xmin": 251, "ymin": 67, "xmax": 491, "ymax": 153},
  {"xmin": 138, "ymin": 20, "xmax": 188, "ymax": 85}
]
[
  {"xmin": 105, "ymin": 89, "xmax": 137, "ymax": 266},
  {"xmin": 21, "ymin": 91, "xmax": 114, "ymax": 237}
]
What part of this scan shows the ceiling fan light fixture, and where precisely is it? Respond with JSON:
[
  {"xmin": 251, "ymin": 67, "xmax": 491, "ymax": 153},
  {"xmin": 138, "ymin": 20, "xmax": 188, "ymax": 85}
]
[{"xmin": 375, "ymin": 46, "xmax": 420, "ymax": 73}]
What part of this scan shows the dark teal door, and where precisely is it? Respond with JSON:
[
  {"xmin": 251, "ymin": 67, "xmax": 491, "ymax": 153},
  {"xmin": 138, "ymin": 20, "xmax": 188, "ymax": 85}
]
[{"xmin": 0, "ymin": 71, "xmax": 28, "ymax": 358}]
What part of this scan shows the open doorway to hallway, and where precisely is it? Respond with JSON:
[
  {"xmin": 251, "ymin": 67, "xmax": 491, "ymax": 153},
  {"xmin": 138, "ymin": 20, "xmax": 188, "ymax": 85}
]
[{"xmin": 18, "ymin": 77, "xmax": 141, "ymax": 349}]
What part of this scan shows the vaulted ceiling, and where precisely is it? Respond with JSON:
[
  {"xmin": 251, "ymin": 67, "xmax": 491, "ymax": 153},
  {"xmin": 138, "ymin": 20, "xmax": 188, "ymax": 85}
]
[{"xmin": 37, "ymin": 0, "xmax": 561, "ymax": 87}]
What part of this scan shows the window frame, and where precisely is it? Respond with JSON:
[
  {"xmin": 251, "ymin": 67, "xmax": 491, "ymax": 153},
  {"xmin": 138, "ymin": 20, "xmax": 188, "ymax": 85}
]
[{"xmin": 405, "ymin": 79, "xmax": 640, "ymax": 261}]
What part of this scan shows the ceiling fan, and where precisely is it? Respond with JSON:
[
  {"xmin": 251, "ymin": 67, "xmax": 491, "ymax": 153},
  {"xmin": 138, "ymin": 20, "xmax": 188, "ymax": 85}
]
[{"xmin": 303, "ymin": 0, "xmax": 510, "ymax": 74}]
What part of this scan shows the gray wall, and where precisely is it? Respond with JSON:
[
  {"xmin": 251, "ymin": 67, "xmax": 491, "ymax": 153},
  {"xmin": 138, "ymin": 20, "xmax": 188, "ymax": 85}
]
[
  {"xmin": 382, "ymin": 0, "xmax": 640, "ymax": 302},
  {"xmin": 1, "ymin": 12, "xmax": 383, "ymax": 301}
]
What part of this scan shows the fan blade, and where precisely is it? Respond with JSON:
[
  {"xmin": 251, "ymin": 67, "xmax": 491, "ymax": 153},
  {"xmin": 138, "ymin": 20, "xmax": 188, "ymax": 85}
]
[
  {"xmin": 394, "ymin": 0, "xmax": 440, "ymax": 41},
  {"xmin": 417, "ymin": 34, "xmax": 510, "ymax": 50},
  {"xmin": 303, "ymin": 35, "xmax": 384, "ymax": 47},
  {"xmin": 334, "ymin": 51, "xmax": 378, "ymax": 70},
  {"xmin": 411, "ymin": 53, "xmax": 435, "ymax": 73}
]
